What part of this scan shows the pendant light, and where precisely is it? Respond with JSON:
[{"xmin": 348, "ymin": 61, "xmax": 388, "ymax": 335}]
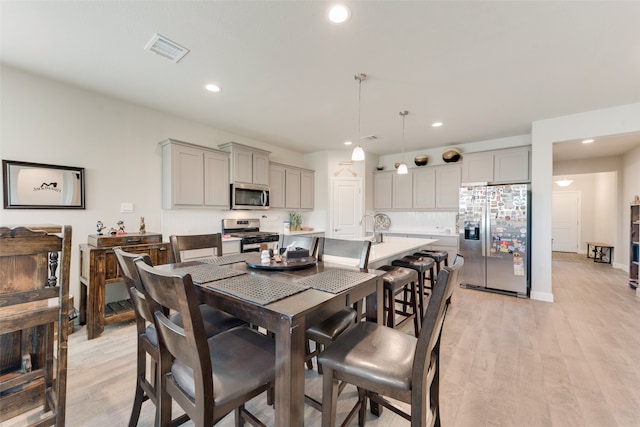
[
  {"xmin": 351, "ymin": 73, "xmax": 367, "ymax": 161},
  {"xmin": 555, "ymin": 177, "xmax": 573, "ymax": 187},
  {"xmin": 397, "ymin": 110, "xmax": 409, "ymax": 174}
]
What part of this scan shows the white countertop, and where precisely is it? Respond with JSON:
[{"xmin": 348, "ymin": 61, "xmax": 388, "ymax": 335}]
[
  {"xmin": 284, "ymin": 229, "xmax": 325, "ymax": 236},
  {"xmin": 323, "ymin": 235, "xmax": 439, "ymax": 269}
]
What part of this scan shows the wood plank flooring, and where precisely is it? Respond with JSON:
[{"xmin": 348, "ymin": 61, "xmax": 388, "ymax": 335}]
[{"xmin": 5, "ymin": 253, "xmax": 640, "ymax": 426}]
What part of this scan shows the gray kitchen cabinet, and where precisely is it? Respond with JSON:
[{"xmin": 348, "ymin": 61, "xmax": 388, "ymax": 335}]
[
  {"xmin": 219, "ymin": 142, "xmax": 270, "ymax": 186},
  {"xmin": 412, "ymin": 168, "xmax": 436, "ymax": 209},
  {"xmin": 269, "ymin": 163, "xmax": 286, "ymax": 208},
  {"xmin": 373, "ymin": 171, "xmax": 393, "ymax": 210},
  {"xmin": 392, "ymin": 171, "xmax": 413, "ymax": 209},
  {"xmin": 461, "ymin": 146, "xmax": 530, "ymax": 184},
  {"xmin": 300, "ymin": 170, "xmax": 314, "ymax": 209},
  {"xmin": 269, "ymin": 162, "xmax": 314, "ymax": 210},
  {"xmin": 222, "ymin": 239, "xmax": 241, "ymax": 255},
  {"xmin": 160, "ymin": 139, "xmax": 229, "ymax": 209},
  {"xmin": 435, "ymin": 164, "xmax": 462, "ymax": 209}
]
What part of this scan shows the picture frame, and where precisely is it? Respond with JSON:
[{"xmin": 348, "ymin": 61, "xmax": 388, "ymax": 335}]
[{"xmin": 2, "ymin": 160, "xmax": 85, "ymax": 209}]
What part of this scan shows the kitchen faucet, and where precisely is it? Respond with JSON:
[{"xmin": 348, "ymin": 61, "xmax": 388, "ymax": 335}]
[{"xmin": 360, "ymin": 214, "xmax": 383, "ymax": 243}]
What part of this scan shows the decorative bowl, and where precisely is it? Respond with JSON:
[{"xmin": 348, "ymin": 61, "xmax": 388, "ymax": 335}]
[
  {"xmin": 394, "ymin": 162, "xmax": 401, "ymax": 169},
  {"xmin": 414, "ymin": 155, "xmax": 429, "ymax": 166},
  {"xmin": 376, "ymin": 165, "xmax": 385, "ymax": 171},
  {"xmin": 442, "ymin": 148, "xmax": 461, "ymax": 163}
]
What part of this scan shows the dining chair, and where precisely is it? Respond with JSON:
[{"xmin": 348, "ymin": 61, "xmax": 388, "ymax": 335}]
[
  {"xmin": 279, "ymin": 234, "xmax": 318, "ymax": 257},
  {"xmin": 305, "ymin": 238, "xmax": 372, "ymax": 374},
  {"xmin": 113, "ymin": 247, "xmax": 245, "ymax": 427},
  {"xmin": 169, "ymin": 233, "xmax": 223, "ymax": 263},
  {"xmin": 318, "ymin": 256, "xmax": 464, "ymax": 427},
  {"xmin": 134, "ymin": 259, "xmax": 276, "ymax": 427}
]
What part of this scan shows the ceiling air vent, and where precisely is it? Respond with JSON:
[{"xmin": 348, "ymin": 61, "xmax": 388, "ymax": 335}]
[{"xmin": 144, "ymin": 33, "xmax": 189, "ymax": 63}]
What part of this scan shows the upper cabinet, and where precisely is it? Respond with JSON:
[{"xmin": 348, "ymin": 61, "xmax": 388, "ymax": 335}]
[
  {"xmin": 218, "ymin": 142, "xmax": 270, "ymax": 186},
  {"xmin": 269, "ymin": 162, "xmax": 314, "ymax": 210},
  {"xmin": 160, "ymin": 139, "xmax": 229, "ymax": 209},
  {"xmin": 374, "ymin": 164, "xmax": 461, "ymax": 211},
  {"xmin": 461, "ymin": 146, "xmax": 531, "ymax": 184}
]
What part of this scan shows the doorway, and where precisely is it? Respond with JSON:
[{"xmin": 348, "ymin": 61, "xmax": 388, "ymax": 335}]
[{"xmin": 552, "ymin": 191, "xmax": 580, "ymax": 252}]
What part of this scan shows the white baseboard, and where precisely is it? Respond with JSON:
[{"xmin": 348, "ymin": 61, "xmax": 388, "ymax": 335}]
[{"xmin": 530, "ymin": 291, "xmax": 554, "ymax": 303}]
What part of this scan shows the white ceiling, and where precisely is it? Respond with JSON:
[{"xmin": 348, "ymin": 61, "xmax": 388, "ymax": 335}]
[{"xmin": 2, "ymin": 1, "xmax": 640, "ymax": 159}]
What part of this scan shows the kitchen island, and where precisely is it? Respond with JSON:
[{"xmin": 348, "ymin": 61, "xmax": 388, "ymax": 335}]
[{"xmin": 322, "ymin": 235, "xmax": 439, "ymax": 269}]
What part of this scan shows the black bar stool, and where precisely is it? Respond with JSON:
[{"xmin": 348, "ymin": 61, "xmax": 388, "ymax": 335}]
[
  {"xmin": 392, "ymin": 255, "xmax": 435, "ymax": 320},
  {"xmin": 415, "ymin": 249, "xmax": 449, "ymax": 273},
  {"xmin": 377, "ymin": 265, "xmax": 420, "ymax": 337}
]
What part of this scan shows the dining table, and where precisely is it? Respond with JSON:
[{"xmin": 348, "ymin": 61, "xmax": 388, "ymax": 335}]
[{"xmin": 158, "ymin": 252, "xmax": 384, "ymax": 427}]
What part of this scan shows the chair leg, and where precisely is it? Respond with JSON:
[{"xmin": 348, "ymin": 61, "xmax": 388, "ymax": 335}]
[
  {"xmin": 321, "ymin": 367, "xmax": 339, "ymax": 427},
  {"xmin": 234, "ymin": 405, "xmax": 243, "ymax": 427},
  {"xmin": 128, "ymin": 347, "xmax": 148, "ymax": 427},
  {"xmin": 358, "ymin": 388, "xmax": 367, "ymax": 426},
  {"xmin": 411, "ymin": 282, "xmax": 420, "ymax": 337},
  {"xmin": 305, "ymin": 339, "xmax": 314, "ymax": 370}
]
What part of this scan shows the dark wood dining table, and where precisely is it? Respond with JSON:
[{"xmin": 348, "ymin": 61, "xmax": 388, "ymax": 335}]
[{"xmin": 158, "ymin": 253, "xmax": 384, "ymax": 427}]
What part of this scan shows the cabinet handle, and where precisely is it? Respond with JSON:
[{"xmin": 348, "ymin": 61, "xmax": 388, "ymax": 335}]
[{"xmin": 125, "ymin": 238, "xmax": 141, "ymax": 244}]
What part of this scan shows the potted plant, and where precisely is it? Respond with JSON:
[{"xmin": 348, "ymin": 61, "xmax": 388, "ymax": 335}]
[{"xmin": 288, "ymin": 211, "xmax": 302, "ymax": 231}]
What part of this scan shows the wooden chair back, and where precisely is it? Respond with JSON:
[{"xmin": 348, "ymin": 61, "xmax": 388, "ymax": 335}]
[
  {"xmin": 411, "ymin": 256, "xmax": 464, "ymax": 423},
  {"xmin": 113, "ymin": 247, "xmax": 155, "ymax": 331},
  {"xmin": 134, "ymin": 259, "xmax": 214, "ymax": 424},
  {"xmin": 317, "ymin": 237, "xmax": 371, "ymax": 269},
  {"xmin": 169, "ymin": 233, "xmax": 223, "ymax": 263},
  {"xmin": 279, "ymin": 234, "xmax": 318, "ymax": 257},
  {"xmin": 0, "ymin": 225, "xmax": 71, "ymax": 425}
]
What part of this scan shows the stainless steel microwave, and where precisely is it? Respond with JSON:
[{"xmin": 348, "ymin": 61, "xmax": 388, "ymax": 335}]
[{"xmin": 230, "ymin": 183, "xmax": 269, "ymax": 210}]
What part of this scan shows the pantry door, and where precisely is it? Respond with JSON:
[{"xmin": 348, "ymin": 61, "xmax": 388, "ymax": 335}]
[{"xmin": 331, "ymin": 178, "xmax": 362, "ymax": 239}]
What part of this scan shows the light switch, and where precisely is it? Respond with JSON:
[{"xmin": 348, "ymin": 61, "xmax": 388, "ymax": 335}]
[{"xmin": 120, "ymin": 202, "xmax": 134, "ymax": 213}]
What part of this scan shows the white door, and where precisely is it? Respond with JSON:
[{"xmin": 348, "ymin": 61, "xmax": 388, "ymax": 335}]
[
  {"xmin": 552, "ymin": 191, "xmax": 580, "ymax": 252},
  {"xmin": 331, "ymin": 178, "xmax": 362, "ymax": 239}
]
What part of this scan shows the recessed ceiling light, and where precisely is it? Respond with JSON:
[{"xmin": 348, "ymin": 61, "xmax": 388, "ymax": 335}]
[
  {"xmin": 328, "ymin": 5, "xmax": 351, "ymax": 24},
  {"xmin": 582, "ymin": 139, "xmax": 594, "ymax": 144},
  {"xmin": 344, "ymin": 141, "xmax": 352, "ymax": 146},
  {"xmin": 205, "ymin": 84, "xmax": 221, "ymax": 93},
  {"xmin": 432, "ymin": 122, "xmax": 443, "ymax": 127}
]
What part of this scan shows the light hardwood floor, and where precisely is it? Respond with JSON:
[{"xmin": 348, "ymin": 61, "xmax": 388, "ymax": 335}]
[{"xmin": 6, "ymin": 254, "xmax": 640, "ymax": 426}]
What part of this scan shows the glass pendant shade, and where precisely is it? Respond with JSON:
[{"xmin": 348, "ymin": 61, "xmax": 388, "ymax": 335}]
[
  {"xmin": 398, "ymin": 110, "xmax": 409, "ymax": 175},
  {"xmin": 351, "ymin": 145, "xmax": 365, "ymax": 161},
  {"xmin": 397, "ymin": 163, "xmax": 408, "ymax": 174}
]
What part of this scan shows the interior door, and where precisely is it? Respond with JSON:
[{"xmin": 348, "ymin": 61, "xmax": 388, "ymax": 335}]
[
  {"xmin": 552, "ymin": 191, "xmax": 580, "ymax": 252},
  {"xmin": 331, "ymin": 178, "xmax": 362, "ymax": 239}
]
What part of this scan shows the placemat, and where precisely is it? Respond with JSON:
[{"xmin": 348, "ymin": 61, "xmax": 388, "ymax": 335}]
[
  {"xmin": 206, "ymin": 275, "xmax": 309, "ymax": 305},
  {"xmin": 170, "ymin": 264, "xmax": 247, "ymax": 285},
  {"xmin": 200, "ymin": 253, "xmax": 253, "ymax": 265},
  {"xmin": 294, "ymin": 270, "xmax": 378, "ymax": 294}
]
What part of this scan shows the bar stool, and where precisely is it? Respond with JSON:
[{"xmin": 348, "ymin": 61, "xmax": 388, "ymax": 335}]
[
  {"xmin": 377, "ymin": 265, "xmax": 420, "ymax": 337},
  {"xmin": 415, "ymin": 249, "xmax": 449, "ymax": 273},
  {"xmin": 392, "ymin": 255, "xmax": 436, "ymax": 320}
]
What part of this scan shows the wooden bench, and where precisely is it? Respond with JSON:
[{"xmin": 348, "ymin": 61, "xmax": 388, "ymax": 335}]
[{"xmin": 586, "ymin": 242, "xmax": 614, "ymax": 264}]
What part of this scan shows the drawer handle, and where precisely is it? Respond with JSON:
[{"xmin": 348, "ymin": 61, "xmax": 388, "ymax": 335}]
[
  {"xmin": 125, "ymin": 238, "xmax": 142, "ymax": 244},
  {"xmin": 159, "ymin": 247, "xmax": 167, "ymax": 251}
]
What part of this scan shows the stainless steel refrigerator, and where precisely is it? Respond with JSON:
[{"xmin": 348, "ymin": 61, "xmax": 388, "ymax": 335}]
[{"xmin": 458, "ymin": 184, "xmax": 530, "ymax": 297}]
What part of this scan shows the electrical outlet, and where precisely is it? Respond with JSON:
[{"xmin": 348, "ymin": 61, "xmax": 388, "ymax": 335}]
[{"xmin": 120, "ymin": 202, "xmax": 134, "ymax": 213}]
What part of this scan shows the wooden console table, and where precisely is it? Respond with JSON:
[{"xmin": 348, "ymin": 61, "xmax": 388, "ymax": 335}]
[{"xmin": 79, "ymin": 232, "xmax": 170, "ymax": 340}]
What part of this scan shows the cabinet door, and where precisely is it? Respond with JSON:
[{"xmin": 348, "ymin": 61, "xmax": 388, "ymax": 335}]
[
  {"xmin": 300, "ymin": 171, "xmax": 314, "ymax": 209},
  {"xmin": 253, "ymin": 151, "xmax": 270, "ymax": 186},
  {"xmin": 204, "ymin": 150, "xmax": 229, "ymax": 207},
  {"xmin": 412, "ymin": 168, "xmax": 436, "ymax": 209},
  {"xmin": 285, "ymin": 169, "xmax": 301, "ymax": 209},
  {"xmin": 269, "ymin": 164, "xmax": 286, "ymax": 208},
  {"xmin": 373, "ymin": 172, "xmax": 393, "ymax": 210},
  {"xmin": 173, "ymin": 144, "xmax": 204, "ymax": 206},
  {"xmin": 233, "ymin": 146, "xmax": 254, "ymax": 184},
  {"xmin": 461, "ymin": 152, "xmax": 494, "ymax": 183},
  {"xmin": 393, "ymin": 171, "xmax": 413, "ymax": 209},
  {"xmin": 493, "ymin": 147, "xmax": 530, "ymax": 183},
  {"xmin": 435, "ymin": 164, "xmax": 462, "ymax": 209}
]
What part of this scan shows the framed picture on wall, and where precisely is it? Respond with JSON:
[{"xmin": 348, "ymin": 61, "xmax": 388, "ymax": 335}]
[{"xmin": 2, "ymin": 160, "xmax": 85, "ymax": 209}]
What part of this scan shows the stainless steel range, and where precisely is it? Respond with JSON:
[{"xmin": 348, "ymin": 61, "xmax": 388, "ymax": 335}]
[{"xmin": 222, "ymin": 218, "xmax": 280, "ymax": 253}]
